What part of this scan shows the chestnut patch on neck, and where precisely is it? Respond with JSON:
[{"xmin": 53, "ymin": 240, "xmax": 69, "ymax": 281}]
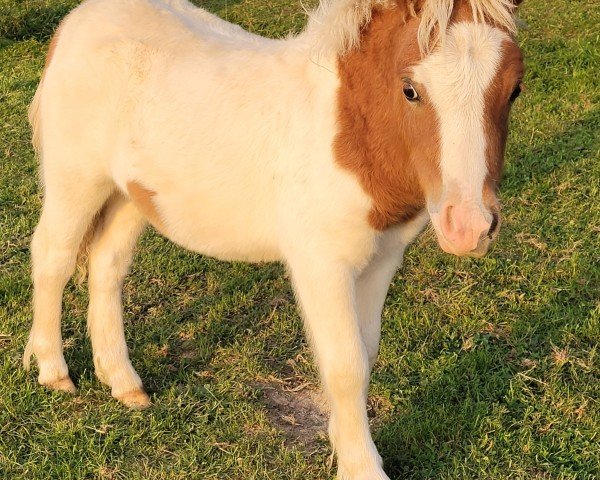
[{"xmin": 334, "ymin": 8, "xmax": 439, "ymax": 231}]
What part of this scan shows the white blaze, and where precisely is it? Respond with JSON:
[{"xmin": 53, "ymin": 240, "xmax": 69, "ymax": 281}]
[{"xmin": 413, "ymin": 22, "xmax": 507, "ymax": 209}]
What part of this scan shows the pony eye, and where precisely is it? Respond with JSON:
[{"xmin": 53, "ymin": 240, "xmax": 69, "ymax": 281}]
[
  {"xmin": 402, "ymin": 82, "xmax": 419, "ymax": 102},
  {"xmin": 510, "ymin": 83, "xmax": 522, "ymax": 102}
]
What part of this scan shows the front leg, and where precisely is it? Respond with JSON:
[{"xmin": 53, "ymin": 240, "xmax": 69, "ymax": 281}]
[
  {"xmin": 287, "ymin": 254, "xmax": 389, "ymax": 480},
  {"xmin": 356, "ymin": 218, "xmax": 429, "ymax": 370},
  {"xmin": 355, "ymin": 233, "xmax": 406, "ymax": 371}
]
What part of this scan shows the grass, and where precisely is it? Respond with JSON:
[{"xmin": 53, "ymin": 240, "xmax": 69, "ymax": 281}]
[{"xmin": 0, "ymin": 0, "xmax": 598, "ymax": 478}]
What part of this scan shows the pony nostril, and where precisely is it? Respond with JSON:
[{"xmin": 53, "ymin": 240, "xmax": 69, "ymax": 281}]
[{"xmin": 487, "ymin": 212, "xmax": 499, "ymax": 238}]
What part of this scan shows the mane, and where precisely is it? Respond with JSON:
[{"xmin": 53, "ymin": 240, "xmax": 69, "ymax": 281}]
[
  {"xmin": 303, "ymin": 0, "xmax": 518, "ymax": 57},
  {"xmin": 303, "ymin": 0, "xmax": 392, "ymax": 57}
]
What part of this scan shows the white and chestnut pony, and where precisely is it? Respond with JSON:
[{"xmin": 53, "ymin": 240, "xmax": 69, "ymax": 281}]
[{"xmin": 25, "ymin": 0, "xmax": 524, "ymax": 477}]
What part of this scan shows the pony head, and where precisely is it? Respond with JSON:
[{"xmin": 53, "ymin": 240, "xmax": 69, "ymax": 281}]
[{"xmin": 334, "ymin": 0, "xmax": 525, "ymax": 257}]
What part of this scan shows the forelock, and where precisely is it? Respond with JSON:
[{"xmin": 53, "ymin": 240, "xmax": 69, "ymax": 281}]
[{"xmin": 416, "ymin": 0, "xmax": 518, "ymax": 55}]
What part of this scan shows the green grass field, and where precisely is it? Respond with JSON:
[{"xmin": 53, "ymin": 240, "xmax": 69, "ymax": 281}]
[{"xmin": 0, "ymin": 0, "xmax": 598, "ymax": 478}]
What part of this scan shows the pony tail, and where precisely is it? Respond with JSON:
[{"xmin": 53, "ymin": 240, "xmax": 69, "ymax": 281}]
[{"xmin": 74, "ymin": 202, "xmax": 109, "ymax": 286}]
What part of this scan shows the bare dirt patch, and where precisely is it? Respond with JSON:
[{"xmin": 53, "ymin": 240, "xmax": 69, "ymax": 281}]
[
  {"xmin": 255, "ymin": 377, "xmax": 329, "ymax": 452},
  {"xmin": 255, "ymin": 375, "xmax": 395, "ymax": 453}
]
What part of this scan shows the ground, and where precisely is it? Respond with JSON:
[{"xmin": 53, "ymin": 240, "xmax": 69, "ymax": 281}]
[{"xmin": 0, "ymin": 0, "xmax": 598, "ymax": 479}]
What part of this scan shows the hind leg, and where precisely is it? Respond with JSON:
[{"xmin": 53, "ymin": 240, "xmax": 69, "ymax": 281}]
[
  {"xmin": 24, "ymin": 180, "xmax": 112, "ymax": 393},
  {"xmin": 86, "ymin": 193, "xmax": 149, "ymax": 408}
]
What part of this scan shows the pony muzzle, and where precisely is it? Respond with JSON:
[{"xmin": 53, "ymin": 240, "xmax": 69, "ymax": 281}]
[{"xmin": 431, "ymin": 201, "xmax": 500, "ymax": 257}]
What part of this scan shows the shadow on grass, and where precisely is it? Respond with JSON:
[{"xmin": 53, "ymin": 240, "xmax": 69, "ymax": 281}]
[
  {"xmin": 377, "ymin": 289, "xmax": 596, "ymax": 478},
  {"xmin": 503, "ymin": 107, "xmax": 600, "ymax": 195},
  {"xmin": 57, "ymin": 280, "xmax": 281, "ymax": 409},
  {"xmin": 377, "ymin": 347, "xmax": 513, "ymax": 478},
  {"xmin": 66, "ymin": 259, "xmax": 297, "ymax": 397}
]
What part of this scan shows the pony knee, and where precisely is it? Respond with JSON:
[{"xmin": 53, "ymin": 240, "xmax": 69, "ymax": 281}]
[
  {"xmin": 88, "ymin": 248, "xmax": 130, "ymax": 289},
  {"xmin": 31, "ymin": 226, "xmax": 78, "ymax": 285},
  {"xmin": 321, "ymin": 347, "xmax": 370, "ymax": 397},
  {"xmin": 87, "ymin": 217, "xmax": 140, "ymax": 289}
]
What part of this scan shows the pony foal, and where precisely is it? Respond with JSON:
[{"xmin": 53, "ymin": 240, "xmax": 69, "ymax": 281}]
[{"xmin": 25, "ymin": 0, "xmax": 524, "ymax": 478}]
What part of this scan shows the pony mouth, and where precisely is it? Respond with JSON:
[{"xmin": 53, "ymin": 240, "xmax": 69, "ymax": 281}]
[
  {"xmin": 437, "ymin": 236, "xmax": 492, "ymax": 257},
  {"xmin": 468, "ymin": 236, "xmax": 493, "ymax": 258},
  {"xmin": 432, "ymin": 223, "xmax": 500, "ymax": 258}
]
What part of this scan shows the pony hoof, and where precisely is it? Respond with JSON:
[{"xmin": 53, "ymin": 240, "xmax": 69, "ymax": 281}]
[
  {"xmin": 43, "ymin": 376, "xmax": 77, "ymax": 394},
  {"xmin": 115, "ymin": 389, "xmax": 151, "ymax": 409}
]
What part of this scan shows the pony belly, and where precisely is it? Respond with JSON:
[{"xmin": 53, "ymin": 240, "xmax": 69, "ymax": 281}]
[
  {"xmin": 163, "ymin": 223, "xmax": 282, "ymax": 263},
  {"xmin": 126, "ymin": 182, "xmax": 282, "ymax": 263}
]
